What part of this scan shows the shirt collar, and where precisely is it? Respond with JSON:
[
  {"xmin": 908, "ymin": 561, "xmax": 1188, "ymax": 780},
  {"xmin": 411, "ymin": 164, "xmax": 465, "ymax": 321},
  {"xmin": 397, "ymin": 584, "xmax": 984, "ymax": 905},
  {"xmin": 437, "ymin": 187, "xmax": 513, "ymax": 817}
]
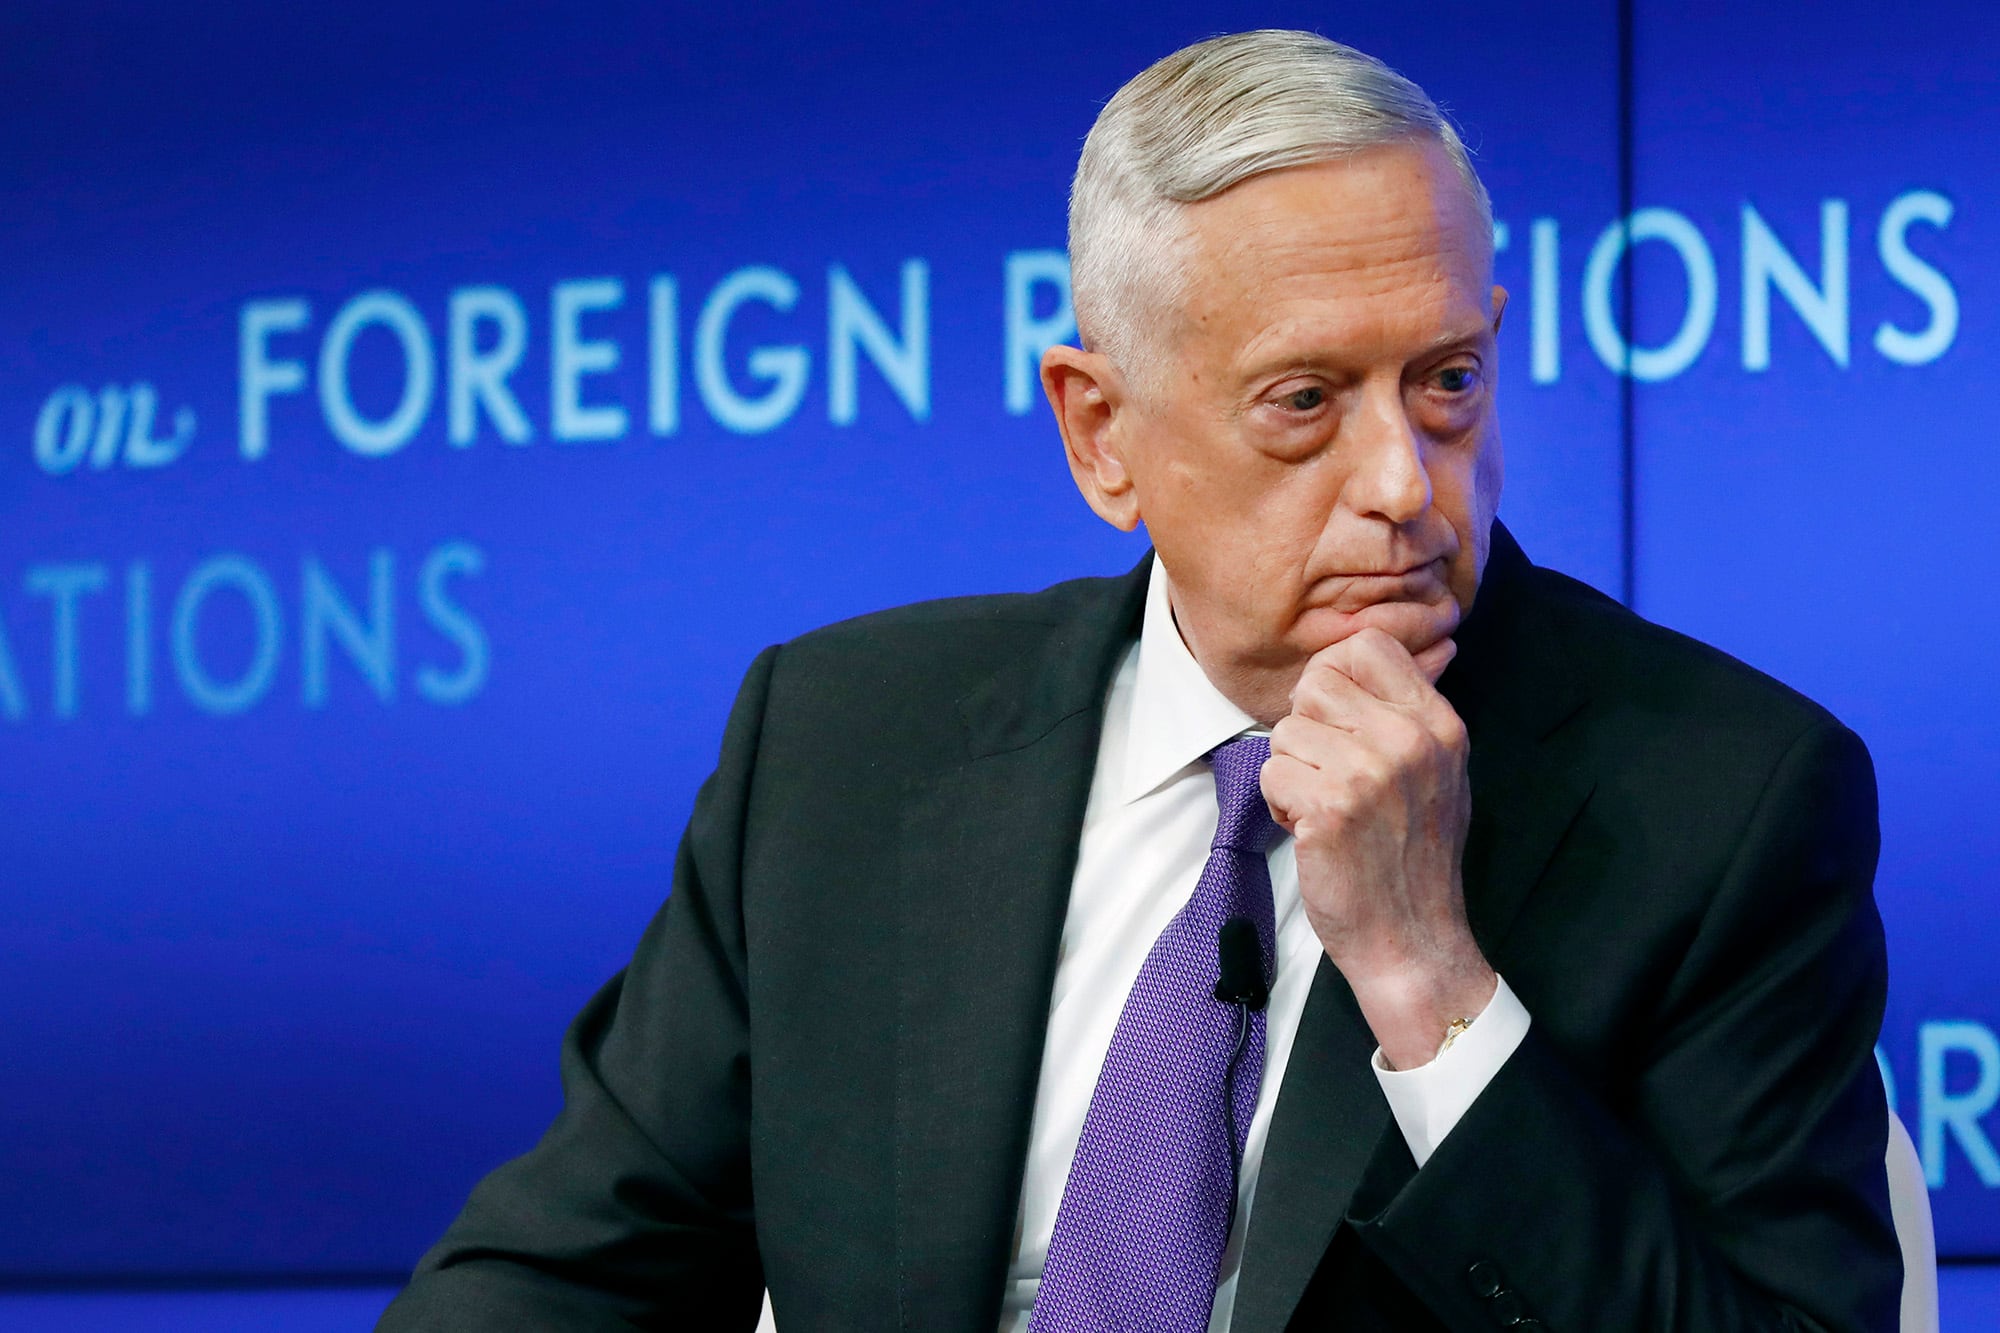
[{"xmin": 1120, "ymin": 558, "xmax": 1262, "ymax": 806}]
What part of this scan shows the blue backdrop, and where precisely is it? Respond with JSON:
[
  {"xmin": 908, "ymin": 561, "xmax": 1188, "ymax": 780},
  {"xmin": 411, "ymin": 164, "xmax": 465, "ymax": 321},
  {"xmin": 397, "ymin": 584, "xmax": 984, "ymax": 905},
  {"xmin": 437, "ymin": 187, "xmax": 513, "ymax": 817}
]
[{"xmin": 1, "ymin": 0, "xmax": 1992, "ymax": 1282}]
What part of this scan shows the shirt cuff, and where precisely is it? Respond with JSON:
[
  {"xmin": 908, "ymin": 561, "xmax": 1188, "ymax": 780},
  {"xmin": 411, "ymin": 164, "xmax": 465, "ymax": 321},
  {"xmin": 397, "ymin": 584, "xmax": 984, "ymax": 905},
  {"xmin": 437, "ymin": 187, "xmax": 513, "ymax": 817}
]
[{"xmin": 1369, "ymin": 974, "xmax": 1532, "ymax": 1169}]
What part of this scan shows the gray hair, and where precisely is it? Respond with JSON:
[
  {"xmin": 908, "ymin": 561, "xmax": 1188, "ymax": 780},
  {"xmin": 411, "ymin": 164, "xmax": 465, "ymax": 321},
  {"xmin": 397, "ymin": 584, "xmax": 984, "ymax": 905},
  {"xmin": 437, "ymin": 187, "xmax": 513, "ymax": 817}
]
[{"xmin": 1069, "ymin": 29, "xmax": 1493, "ymax": 378}]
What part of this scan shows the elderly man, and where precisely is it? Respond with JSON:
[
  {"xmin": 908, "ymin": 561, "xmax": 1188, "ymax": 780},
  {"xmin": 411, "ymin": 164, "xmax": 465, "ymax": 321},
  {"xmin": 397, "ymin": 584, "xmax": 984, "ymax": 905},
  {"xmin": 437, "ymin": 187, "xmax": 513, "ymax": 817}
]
[{"xmin": 381, "ymin": 30, "xmax": 1899, "ymax": 1333}]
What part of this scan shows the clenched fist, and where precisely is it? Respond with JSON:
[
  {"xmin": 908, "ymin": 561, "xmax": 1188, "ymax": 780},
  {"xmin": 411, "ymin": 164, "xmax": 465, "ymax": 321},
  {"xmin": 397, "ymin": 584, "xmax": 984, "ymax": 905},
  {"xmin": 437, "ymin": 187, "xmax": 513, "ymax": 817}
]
[{"xmin": 1260, "ymin": 627, "xmax": 1497, "ymax": 1070}]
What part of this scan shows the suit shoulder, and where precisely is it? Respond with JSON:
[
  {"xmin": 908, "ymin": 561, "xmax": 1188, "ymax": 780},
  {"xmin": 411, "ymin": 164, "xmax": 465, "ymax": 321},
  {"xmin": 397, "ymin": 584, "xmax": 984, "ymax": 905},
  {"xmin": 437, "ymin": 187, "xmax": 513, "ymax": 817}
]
[
  {"xmin": 777, "ymin": 568, "xmax": 1130, "ymax": 664},
  {"xmin": 747, "ymin": 567, "xmax": 1140, "ymax": 748},
  {"xmin": 1521, "ymin": 563, "xmax": 1850, "ymax": 752},
  {"xmin": 1509, "ymin": 564, "xmax": 1878, "ymax": 950}
]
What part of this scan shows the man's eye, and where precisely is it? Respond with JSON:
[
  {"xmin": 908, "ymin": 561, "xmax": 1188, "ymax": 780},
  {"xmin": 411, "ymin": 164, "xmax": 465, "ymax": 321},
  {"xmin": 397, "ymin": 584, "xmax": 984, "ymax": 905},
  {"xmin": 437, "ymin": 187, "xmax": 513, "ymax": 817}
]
[
  {"xmin": 1284, "ymin": 387, "xmax": 1325, "ymax": 412},
  {"xmin": 1436, "ymin": 366, "xmax": 1477, "ymax": 393}
]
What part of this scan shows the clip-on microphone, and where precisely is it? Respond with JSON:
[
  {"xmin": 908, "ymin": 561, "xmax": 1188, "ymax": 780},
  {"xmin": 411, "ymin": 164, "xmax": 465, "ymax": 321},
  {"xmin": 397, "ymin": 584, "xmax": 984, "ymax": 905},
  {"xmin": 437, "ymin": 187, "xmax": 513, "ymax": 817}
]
[
  {"xmin": 1214, "ymin": 916, "xmax": 1270, "ymax": 1010},
  {"xmin": 1213, "ymin": 915, "xmax": 1269, "ymax": 1239}
]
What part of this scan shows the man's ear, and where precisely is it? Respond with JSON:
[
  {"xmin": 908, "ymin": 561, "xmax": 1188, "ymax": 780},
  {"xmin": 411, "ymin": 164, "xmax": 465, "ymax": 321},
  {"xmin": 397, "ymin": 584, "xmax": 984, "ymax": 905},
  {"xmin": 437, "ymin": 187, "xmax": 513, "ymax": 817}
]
[
  {"xmin": 1041, "ymin": 344, "xmax": 1142, "ymax": 532},
  {"xmin": 1491, "ymin": 284, "xmax": 1509, "ymax": 334}
]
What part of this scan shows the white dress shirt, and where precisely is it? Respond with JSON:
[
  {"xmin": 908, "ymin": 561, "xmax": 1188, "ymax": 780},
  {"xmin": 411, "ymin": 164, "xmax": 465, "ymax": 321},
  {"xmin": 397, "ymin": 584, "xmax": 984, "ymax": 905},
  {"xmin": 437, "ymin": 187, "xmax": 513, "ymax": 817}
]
[{"xmin": 998, "ymin": 561, "xmax": 1531, "ymax": 1333}]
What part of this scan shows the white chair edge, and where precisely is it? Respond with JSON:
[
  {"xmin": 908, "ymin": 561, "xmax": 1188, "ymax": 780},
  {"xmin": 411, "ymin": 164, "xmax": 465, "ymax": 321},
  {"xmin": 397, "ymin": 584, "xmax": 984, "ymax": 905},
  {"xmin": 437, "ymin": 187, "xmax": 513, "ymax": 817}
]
[{"xmin": 1888, "ymin": 1108, "xmax": 1938, "ymax": 1333}]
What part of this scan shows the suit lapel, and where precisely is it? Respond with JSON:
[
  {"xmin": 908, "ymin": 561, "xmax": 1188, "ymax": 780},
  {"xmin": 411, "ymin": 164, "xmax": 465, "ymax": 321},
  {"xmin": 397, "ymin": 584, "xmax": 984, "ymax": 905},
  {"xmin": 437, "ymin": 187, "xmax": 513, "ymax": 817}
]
[
  {"xmin": 1226, "ymin": 958, "xmax": 1389, "ymax": 1333},
  {"xmin": 1230, "ymin": 523, "xmax": 1597, "ymax": 1333},
  {"xmin": 892, "ymin": 559, "xmax": 1150, "ymax": 1331},
  {"xmin": 1446, "ymin": 525, "xmax": 1596, "ymax": 952}
]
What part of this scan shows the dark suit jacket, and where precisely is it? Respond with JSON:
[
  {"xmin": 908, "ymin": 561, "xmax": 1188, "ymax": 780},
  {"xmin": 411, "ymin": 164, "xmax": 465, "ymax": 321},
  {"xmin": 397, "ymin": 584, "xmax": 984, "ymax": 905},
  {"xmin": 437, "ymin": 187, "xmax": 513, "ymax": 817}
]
[{"xmin": 380, "ymin": 524, "xmax": 1901, "ymax": 1331}]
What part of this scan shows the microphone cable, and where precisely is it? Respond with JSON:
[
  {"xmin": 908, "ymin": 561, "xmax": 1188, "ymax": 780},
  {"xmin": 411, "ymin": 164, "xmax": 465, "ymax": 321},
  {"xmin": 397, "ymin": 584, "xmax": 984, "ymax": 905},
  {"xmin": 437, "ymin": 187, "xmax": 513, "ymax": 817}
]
[{"xmin": 1213, "ymin": 916, "xmax": 1269, "ymax": 1245}]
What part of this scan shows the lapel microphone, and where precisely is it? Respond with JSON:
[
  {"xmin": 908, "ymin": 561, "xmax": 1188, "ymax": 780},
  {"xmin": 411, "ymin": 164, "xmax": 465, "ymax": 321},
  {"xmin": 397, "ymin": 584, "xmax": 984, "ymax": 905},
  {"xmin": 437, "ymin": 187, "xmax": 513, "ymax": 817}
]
[
  {"xmin": 1214, "ymin": 916, "xmax": 1269, "ymax": 1010},
  {"xmin": 1214, "ymin": 914, "xmax": 1268, "ymax": 1242}
]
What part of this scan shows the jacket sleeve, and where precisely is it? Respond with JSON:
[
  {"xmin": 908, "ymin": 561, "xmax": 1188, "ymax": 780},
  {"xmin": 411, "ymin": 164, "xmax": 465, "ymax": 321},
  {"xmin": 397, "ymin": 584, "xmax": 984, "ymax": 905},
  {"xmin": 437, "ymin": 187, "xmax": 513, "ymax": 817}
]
[
  {"xmin": 377, "ymin": 646, "xmax": 779, "ymax": 1332},
  {"xmin": 1344, "ymin": 719, "xmax": 1902, "ymax": 1332}
]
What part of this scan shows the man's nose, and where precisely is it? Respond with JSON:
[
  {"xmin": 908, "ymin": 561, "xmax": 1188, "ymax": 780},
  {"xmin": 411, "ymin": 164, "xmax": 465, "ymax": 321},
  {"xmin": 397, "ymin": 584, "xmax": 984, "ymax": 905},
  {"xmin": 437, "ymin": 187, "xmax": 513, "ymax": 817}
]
[{"xmin": 1341, "ymin": 386, "xmax": 1432, "ymax": 524}]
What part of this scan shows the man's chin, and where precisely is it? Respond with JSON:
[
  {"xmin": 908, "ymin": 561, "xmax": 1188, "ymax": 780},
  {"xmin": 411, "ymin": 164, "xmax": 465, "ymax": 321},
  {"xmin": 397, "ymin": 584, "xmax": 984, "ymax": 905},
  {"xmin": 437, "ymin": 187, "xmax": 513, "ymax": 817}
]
[{"xmin": 1292, "ymin": 598, "xmax": 1461, "ymax": 662}]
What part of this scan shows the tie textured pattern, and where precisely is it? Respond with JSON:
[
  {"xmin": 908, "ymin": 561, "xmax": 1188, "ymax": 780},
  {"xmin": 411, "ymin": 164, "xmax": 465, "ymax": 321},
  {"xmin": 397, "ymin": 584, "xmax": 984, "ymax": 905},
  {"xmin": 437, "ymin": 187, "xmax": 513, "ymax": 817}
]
[{"xmin": 1029, "ymin": 734, "xmax": 1280, "ymax": 1333}]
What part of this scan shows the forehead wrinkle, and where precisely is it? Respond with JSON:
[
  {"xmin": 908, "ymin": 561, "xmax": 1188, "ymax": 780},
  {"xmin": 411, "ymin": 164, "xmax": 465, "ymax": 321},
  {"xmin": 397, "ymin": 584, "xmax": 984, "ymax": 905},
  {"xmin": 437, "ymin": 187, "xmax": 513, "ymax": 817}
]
[
  {"xmin": 1157, "ymin": 147, "xmax": 1495, "ymax": 396},
  {"xmin": 1225, "ymin": 271, "xmax": 1489, "ymax": 384}
]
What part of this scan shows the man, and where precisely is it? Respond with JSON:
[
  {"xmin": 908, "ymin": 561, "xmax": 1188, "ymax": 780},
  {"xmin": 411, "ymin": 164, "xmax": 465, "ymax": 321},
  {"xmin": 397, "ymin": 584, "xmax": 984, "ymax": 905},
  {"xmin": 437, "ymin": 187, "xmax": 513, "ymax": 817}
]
[{"xmin": 382, "ymin": 30, "xmax": 1900, "ymax": 1332}]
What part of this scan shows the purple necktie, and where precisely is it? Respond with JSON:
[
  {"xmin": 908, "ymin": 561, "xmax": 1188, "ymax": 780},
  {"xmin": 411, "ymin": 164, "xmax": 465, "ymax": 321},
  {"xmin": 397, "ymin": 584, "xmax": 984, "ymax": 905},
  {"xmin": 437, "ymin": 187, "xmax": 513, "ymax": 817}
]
[{"xmin": 1030, "ymin": 734, "xmax": 1281, "ymax": 1333}]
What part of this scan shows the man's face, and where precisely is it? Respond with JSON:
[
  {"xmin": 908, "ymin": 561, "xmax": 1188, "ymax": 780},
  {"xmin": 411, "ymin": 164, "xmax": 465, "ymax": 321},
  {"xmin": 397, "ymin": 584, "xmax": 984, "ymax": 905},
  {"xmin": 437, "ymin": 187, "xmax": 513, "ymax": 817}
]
[{"xmin": 1057, "ymin": 140, "xmax": 1505, "ymax": 721}]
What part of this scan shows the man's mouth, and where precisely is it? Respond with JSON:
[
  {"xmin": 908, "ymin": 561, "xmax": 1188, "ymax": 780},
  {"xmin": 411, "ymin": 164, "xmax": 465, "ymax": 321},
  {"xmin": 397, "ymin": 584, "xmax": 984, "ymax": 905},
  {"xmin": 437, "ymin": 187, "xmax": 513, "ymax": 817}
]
[{"xmin": 1305, "ymin": 558, "xmax": 1452, "ymax": 612}]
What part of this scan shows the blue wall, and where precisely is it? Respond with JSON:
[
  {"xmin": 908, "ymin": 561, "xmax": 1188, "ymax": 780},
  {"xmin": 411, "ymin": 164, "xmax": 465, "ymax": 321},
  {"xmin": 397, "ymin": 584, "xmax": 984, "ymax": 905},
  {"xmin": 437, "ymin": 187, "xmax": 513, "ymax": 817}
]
[{"xmin": 1, "ymin": 0, "xmax": 1991, "ymax": 1288}]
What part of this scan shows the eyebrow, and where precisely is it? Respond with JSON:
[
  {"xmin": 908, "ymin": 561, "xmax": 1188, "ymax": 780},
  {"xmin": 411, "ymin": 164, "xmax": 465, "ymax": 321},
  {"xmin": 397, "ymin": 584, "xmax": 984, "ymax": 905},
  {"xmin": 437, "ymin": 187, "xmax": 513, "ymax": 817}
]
[
  {"xmin": 1237, "ymin": 317, "xmax": 1494, "ymax": 384},
  {"xmin": 1410, "ymin": 319, "xmax": 1495, "ymax": 358}
]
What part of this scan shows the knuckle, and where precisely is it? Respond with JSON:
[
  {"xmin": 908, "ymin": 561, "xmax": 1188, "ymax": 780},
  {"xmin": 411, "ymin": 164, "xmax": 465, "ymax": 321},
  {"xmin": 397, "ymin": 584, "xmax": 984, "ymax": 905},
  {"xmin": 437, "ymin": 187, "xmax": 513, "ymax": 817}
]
[
  {"xmin": 1381, "ymin": 715, "xmax": 1427, "ymax": 763},
  {"xmin": 1344, "ymin": 754, "xmax": 1389, "ymax": 796},
  {"xmin": 1365, "ymin": 628, "xmax": 1408, "ymax": 665},
  {"xmin": 1432, "ymin": 707, "xmax": 1469, "ymax": 753},
  {"xmin": 1304, "ymin": 655, "xmax": 1345, "ymax": 686},
  {"xmin": 1304, "ymin": 798, "xmax": 1350, "ymax": 836},
  {"xmin": 1295, "ymin": 689, "xmax": 1340, "ymax": 726}
]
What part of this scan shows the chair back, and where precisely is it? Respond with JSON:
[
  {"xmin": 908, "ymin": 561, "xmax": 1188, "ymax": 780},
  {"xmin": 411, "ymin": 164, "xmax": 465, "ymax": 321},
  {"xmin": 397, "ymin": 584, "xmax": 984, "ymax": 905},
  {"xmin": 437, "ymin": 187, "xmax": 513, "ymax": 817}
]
[{"xmin": 1889, "ymin": 1109, "xmax": 1937, "ymax": 1333}]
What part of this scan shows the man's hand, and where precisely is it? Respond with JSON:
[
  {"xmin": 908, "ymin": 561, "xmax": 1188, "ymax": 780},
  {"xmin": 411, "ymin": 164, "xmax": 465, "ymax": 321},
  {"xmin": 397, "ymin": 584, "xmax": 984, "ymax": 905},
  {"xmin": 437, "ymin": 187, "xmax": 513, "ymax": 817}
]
[{"xmin": 1261, "ymin": 627, "xmax": 1496, "ymax": 1070}]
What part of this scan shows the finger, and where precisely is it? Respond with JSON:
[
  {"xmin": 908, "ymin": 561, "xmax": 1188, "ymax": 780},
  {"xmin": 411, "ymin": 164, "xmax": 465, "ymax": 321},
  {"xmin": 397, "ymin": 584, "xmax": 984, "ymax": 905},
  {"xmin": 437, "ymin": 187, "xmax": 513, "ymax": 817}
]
[
  {"xmin": 1289, "ymin": 654, "xmax": 1378, "ymax": 730},
  {"xmin": 1412, "ymin": 636, "xmax": 1457, "ymax": 686},
  {"xmin": 1258, "ymin": 751, "xmax": 1322, "ymax": 832},
  {"xmin": 1269, "ymin": 711, "xmax": 1367, "ymax": 773},
  {"xmin": 1316, "ymin": 627, "xmax": 1433, "ymax": 706},
  {"xmin": 1281, "ymin": 701, "xmax": 1438, "ymax": 792}
]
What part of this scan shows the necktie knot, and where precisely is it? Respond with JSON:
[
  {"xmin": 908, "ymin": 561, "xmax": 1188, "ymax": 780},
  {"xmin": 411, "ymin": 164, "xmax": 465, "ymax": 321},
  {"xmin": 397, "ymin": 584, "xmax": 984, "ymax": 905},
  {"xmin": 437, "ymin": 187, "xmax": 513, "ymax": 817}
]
[{"xmin": 1207, "ymin": 734, "xmax": 1280, "ymax": 854}]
